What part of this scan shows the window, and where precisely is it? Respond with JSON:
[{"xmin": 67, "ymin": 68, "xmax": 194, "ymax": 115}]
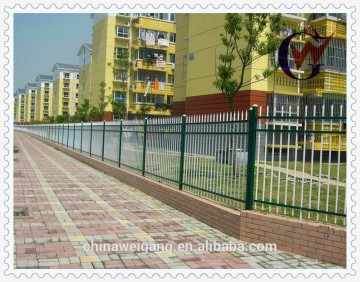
[
  {"xmin": 136, "ymin": 49, "xmax": 166, "ymax": 61},
  {"xmin": 133, "ymin": 93, "xmax": 164, "ymax": 104},
  {"xmin": 76, "ymin": 93, "xmax": 78, "ymax": 98},
  {"xmin": 44, "ymin": 98, "xmax": 49, "ymax": 103},
  {"xmin": 168, "ymin": 74, "xmax": 174, "ymax": 84},
  {"xmin": 62, "ymin": 111, "xmax": 68, "ymax": 116},
  {"xmin": 266, "ymin": 94, "xmax": 300, "ymax": 116},
  {"xmin": 77, "ymin": 74, "xmax": 79, "ymax": 79},
  {"xmin": 169, "ymin": 33, "xmax": 176, "ymax": 43},
  {"xmin": 116, "ymin": 26, "xmax": 130, "ymax": 38},
  {"xmin": 64, "ymin": 72, "xmax": 70, "ymax": 78},
  {"xmin": 170, "ymin": 13, "xmax": 176, "ymax": 22},
  {"xmin": 75, "ymin": 103, "xmax": 78, "ymax": 108},
  {"xmin": 134, "ymin": 70, "xmax": 166, "ymax": 83},
  {"xmin": 167, "ymin": 96, "xmax": 173, "ymax": 104},
  {"xmin": 63, "ymin": 92, "xmax": 69, "ymax": 98},
  {"xmin": 115, "ymin": 48, "xmax": 129, "ymax": 59},
  {"xmin": 45, "ymin": 90, "xmax": 49, "ymax": 95},
  {"xmin": 114, "ymin": 91, "xmax": 126, "ymax": 103},
  {"xmin": 44, "ymin": 83, "xmax": 50, "ymax": 87},
  {"xmin": 157, "ymin": 31, "xmax": 167, "ymax": 40},
  {"xmin": 310, "ymin": 13, "xmax": 326, "ymax": 21},
  {"xmin": 114, "ymin": 70, "xmax": 128, "ymax": 81},
  {"xmin": 63, "ymin": 83, "xmax": 69, "ymax": 88},
  {"xmin": 76, "ymin": 84, "xmax": 79, "ymax": 89},
  {"xmin": 169, "ymin": 53, "xmax": 175, "ymax": 64},
  {"xmin": 43, "ymin": 114, "xmax": 48, "ymax": 118},
  {"xmin": 31, "ymin": 103, "xmax": 35, "ymax": 107},
  {"xmin": 44, "ymin": 106, "xmax": 49, "ymax": 111},
  {"xmin": 31, "ymin": 90, "xmax": 36, "ymax": 94},
  {"xmin": 63, "ymin": 102, "xmax": 69, "ymax": 107}
]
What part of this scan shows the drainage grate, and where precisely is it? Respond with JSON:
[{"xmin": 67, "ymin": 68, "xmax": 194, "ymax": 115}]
[{"xmin": 14, "ymin": 207, "xmax": 29, "ymax": 217}]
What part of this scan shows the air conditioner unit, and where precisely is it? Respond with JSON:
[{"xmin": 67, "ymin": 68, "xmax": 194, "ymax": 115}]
[{"xmin": 124, "ymin": 20, "xmax": 130, "ymax": 26}]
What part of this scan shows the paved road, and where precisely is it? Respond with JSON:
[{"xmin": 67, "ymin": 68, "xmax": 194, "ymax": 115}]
[{"xmin": 13, "ymin": 132, "xmax": 342, "ymax": 269}]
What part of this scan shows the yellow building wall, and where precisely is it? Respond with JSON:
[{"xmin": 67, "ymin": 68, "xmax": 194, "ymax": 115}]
[
  {"xmin": 36, "ymin": 86, "xmax": 53, "ymax": 120},
  {"xmin": 78, "ymin": 63, "xmax": 92, "ymax": 106},
  {"xmin": 90, "ymin": 16, "xmax": 113, "ymax": 111},
  {"xmin": 53, "ymin": 76, "xmax": 79, "ymax": 116},
  {"xmin": 173, "ymin": 14, "xmax": 189, "ymax": 103},
  {"xmin": 92, "ymin": 14, "xmax": 177, "ymax": 116},
  {"xmin": 19, "ymin": 96, "xmax": 25, "ymax": 123}
]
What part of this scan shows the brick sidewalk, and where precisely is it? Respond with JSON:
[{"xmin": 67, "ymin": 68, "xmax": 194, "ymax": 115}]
[{"xmin": 13, "ymin": 132, "xmax": 342, "ymax": 269}]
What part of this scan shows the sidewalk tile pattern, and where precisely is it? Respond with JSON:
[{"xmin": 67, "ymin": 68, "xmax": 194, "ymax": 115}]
[{"xmin": 13, "ymin": 132, "xmax": 342, "ymax": 269}]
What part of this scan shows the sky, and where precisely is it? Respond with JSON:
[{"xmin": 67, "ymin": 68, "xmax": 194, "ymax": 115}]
[{"xmin": 14, "ymin": 13, "xmax": 93, "ymax": 91}]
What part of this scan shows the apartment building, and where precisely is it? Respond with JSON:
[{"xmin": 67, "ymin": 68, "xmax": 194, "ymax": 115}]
[
  {"xmin": 77, "ymin": 43, "xmax": 92, "ymax": 106},
  {"xmin": 35, "ymin": 74, "xmax": 53, "ymax": 121},
  {"xmin": 173, "ymin": 13, "xmax": 346, "ymax": 156},
  {"xmin": 14, "ymin": 88, "xmax": 26, "ymax": 124},
  {"xmin": 24, "ymin": 82, "xmax": 37, "ymax": 124},
  {"xmin": 173, "ymin": 13, "xmax": 346, "ymax": 116},
  {"xmin": 89, "ymin": 13, "xmax": 176, "ymax": 120},
  {"xmin": 52, "ymin": 63, "xmax": 79, "ymax": 117}
]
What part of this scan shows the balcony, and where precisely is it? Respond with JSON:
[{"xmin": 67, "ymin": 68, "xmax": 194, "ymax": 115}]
[
  {"xmin": 134, "ymin": 60, "xmax": 174, "ymax": 72},
  {"xmin": 131, "ymin": 81, "xmax": 173, "ymax": 95},
  {"xmin": 282, "ymin": 13, "xmax": 306, "ymax": 23}
]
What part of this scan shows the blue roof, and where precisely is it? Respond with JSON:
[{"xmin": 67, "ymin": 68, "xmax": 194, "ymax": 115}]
[
  {"xmin": 37, "ymin": 74, "xmax": 53, "ymax": 80},
  {"xmin": 25, "ymin": 82, "xmax": 37, "ymax": 88},
  {"xmin": 54, "ymin": 63, "xmax": 79, "ymax": 71}
]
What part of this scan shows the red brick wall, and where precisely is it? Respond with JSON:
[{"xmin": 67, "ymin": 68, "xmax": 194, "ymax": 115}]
[
  {"xmin": 27, "ymin": 133, "xmax": 346, "ymax": 267},
  {"xmin": 172, "ymin": 101, "xmax": 186, "ymax": 116},
  {"xmin": 184, "ymin": 90, "xmax": 267, "ymax": 115},
  {"xmin": 240, "ymin": 211, "xmax": 346, "ymax": 267}
]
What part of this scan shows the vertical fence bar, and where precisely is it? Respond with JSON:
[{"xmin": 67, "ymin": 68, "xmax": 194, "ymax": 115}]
[
  {"xmin": 142, "ymin": 118, "xmax": 148, "ymax": 176},
  {"xmin": 67, "ymin": 123, "xmax": 70, "ymax": 148},
  {"xmin": 101, "ymin": 121, "xmax": 106, "ymax": 161},
  {"xmin": 62, "ymin": 123, "xmax": 64, "ymax": 146},
  {"xmin": 178, "ymin": 115, "xmax": 187, "ymax": 190},
  {"xmin": 245, "ymin": 105, "xmax": 258, "ymax": 210},
  {"xmin": 57, "ymin": 124, "xmax": 60, "ymax": 144},
  {"xmin": 118, "ymin": 120, "xmax": 123, "ymax": 167},
  {"xmin": 80, "ymin": 122, "xmax": 83, "ymax": 153},
  {"xmin": 73, "ymin": 123, "xmax": 75, "ymax": 150},
  {"xmin": 90, "ymin": 121, "xmax": 93, "ymax": 157}
]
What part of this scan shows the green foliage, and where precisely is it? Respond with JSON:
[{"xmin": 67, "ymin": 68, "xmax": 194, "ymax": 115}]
[
  {"xmin": 155, "ymin": 103, "xmax": 173, "ymax": 114},
  {"xmin": 97, "ymin": 82, "xmax": 108, "ymax": 121},
  {"xmin": 136, "ymin": 105, "xmax": 151, "ymax": 119},
  {"xmin": 213, "ymin": 13, "xmax": 285, "ymax": 111},
  {"xmin": 74, "ymin": 99, "xmax": 92, "ymax": 122}
]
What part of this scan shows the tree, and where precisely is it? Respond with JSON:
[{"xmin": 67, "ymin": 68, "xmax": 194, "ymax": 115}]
[
  {"xmin": 114, "ymin": 48, "xmax": 132, "ymax": 118},
  {"xmin": 213, "ymin": 13, "xmax": 284, "ymax": 112},
  {"xmin": 136, "ymin": 105, "xmax": 151, "ymax": 119},
  {"xmin": 97, "ymin": 81, "xmax": 108, "ymax": 121},
  {"xmin": 74, "ymin": 99, "xmax": 92, "ymax": 122}
]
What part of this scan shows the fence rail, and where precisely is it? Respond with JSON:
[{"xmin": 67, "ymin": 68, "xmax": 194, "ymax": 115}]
[{"xmin": 16, "ymin": 105, "xmax": 346, "ymax": 226}]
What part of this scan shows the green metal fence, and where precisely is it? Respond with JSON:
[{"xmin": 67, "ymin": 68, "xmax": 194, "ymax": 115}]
[{"xmin": 16, "ymin": 104, "xmax": 346, "ymax": 225}]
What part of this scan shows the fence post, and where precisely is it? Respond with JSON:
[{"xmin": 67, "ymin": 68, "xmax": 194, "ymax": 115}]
[
  {"xmin": 101, "ymin": 120, "xmax": 106, "ymax": 161},
  {"xmin": 80, "ymin": 122, "xmax": 83, "ymax": 153},
  {"xmin": 89, "ymin": 121, "xmax": 93, "ymax": 157},
  {"xmin": 118, "ymin": 120, "xmax": 123, "ymax": 167},
  {"xmin": 178, "ymin": 115, "xmax": 187, "ymax": 190},
  {"xmin": 62, "ymin": 123, "xmax": 64, "ymax": 146},
  {"xmin": 67, "ymin": 123, "xmax": 70, "ymax": 148},
  {"xmin": 57, "ymin": 124, "xmax": 60, "ymax": 144},
  {"xmin": 245, "ymin": 105, "xmax": 258, "ymax": 210},
  {"xmin": 73, "ymin": 123, "xmax": 75, "ymax": 150},
  {"xmin": 142, "ymin": 118, "xmax": 148, "ymax": 176}
]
